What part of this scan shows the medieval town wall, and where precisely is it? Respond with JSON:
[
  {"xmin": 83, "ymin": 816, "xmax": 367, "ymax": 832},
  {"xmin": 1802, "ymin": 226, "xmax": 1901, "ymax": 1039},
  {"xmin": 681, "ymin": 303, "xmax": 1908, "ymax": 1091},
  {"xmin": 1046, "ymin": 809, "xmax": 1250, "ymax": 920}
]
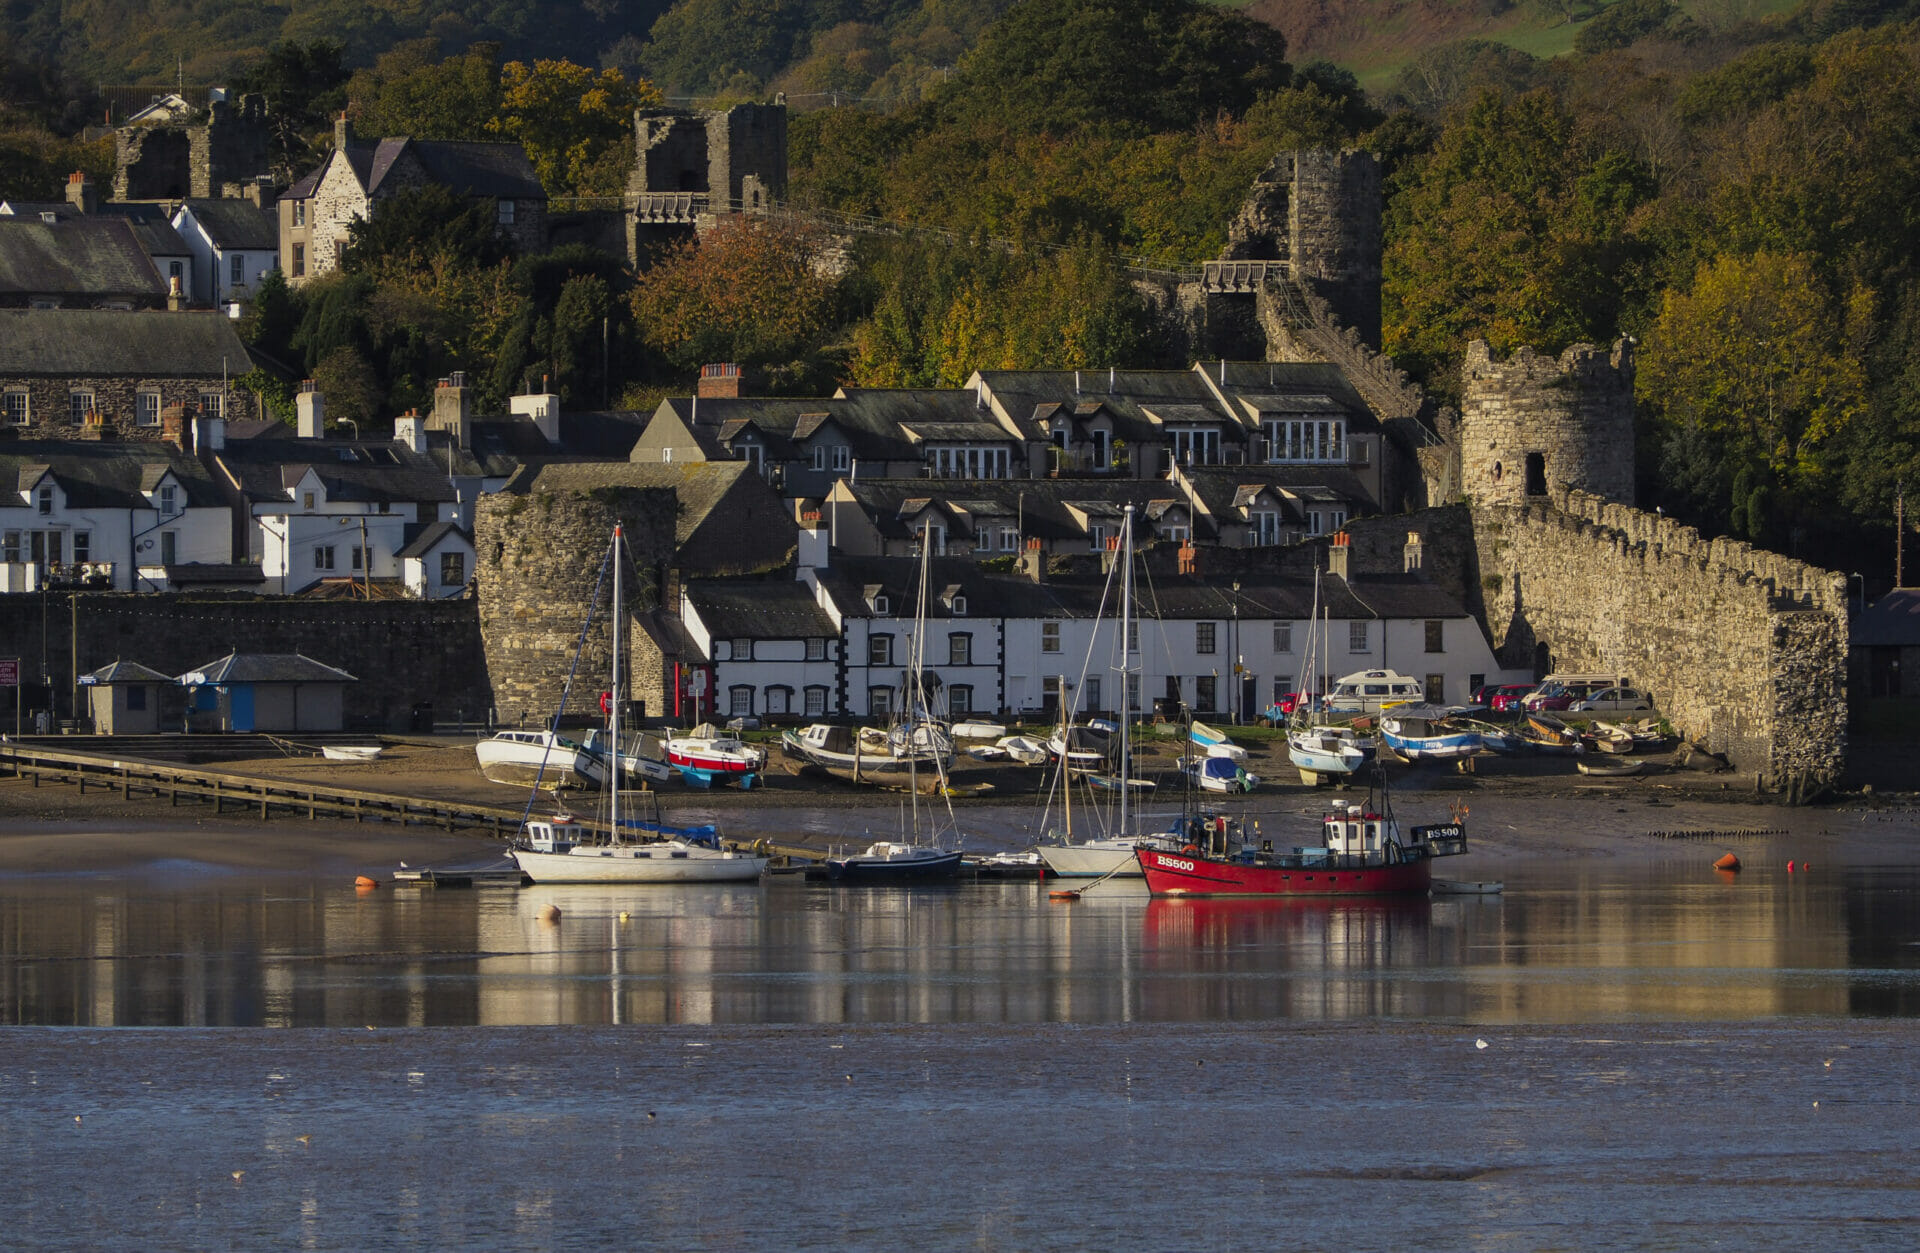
[
  {"xmin": 0, "ymin": 594, "xmax": 485, "ymax": 730},
  {"xmin": 473, "ymin": 484, "xmax": 680, "ymax": 728}
]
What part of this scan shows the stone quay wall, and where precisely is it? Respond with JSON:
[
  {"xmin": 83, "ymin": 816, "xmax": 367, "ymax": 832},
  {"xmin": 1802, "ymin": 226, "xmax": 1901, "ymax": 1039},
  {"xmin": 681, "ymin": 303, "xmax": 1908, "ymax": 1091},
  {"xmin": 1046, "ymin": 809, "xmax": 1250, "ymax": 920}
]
[
  {"xmin": 1459, "ymin": 339, "xmax": 1636, "ymax": 508},
  {"xmin": 0, "ymin": 593, "xmax": 485, "ymax": 730},
  {"xmin": 474, "ymin": 485, "xmax": 679, "ymax": 728},
  {"xmin": 1468, "ymin": 488, "xmax": 1847, "ymax": 792}
]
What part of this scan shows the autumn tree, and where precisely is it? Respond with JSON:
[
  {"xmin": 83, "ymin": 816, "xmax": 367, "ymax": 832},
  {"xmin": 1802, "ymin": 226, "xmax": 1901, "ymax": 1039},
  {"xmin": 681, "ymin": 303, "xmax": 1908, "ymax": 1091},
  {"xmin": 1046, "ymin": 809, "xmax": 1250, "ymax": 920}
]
[
  {"xmin": 488, "ymin": 60, "xmax": 662, "ymax": 198},
  {"xmin": 630, "ymin": 219, "xmax": 837, "ymax": 380},
  {"xmin": 1639, "ymin": 251, "xmax": 1867, "ymax": 540}
]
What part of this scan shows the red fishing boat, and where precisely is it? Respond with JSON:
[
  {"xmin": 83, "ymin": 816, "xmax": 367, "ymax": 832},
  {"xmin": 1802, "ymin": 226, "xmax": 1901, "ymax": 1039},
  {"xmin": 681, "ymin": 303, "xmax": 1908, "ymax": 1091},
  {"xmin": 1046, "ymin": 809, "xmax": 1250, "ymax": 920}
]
[{"xmin": 1136, "ymin": 790, "xmax": 1468, "ymax": 897}]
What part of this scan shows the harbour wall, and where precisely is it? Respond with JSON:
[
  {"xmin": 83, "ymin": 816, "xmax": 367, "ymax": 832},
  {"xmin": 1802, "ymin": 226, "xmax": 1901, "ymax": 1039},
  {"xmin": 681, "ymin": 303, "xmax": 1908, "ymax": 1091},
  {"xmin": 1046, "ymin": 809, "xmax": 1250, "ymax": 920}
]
[{"xmin": 0, "ymin": 594, "xmax": 488, "ymax": 731}]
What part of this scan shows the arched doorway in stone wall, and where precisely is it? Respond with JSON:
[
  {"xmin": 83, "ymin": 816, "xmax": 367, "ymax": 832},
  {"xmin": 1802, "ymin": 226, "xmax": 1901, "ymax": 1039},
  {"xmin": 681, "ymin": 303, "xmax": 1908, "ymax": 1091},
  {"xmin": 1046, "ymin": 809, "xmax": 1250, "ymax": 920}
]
[{"xmin": 1533, "ymin": 642, "xmax": 1553, "ymax": 680}]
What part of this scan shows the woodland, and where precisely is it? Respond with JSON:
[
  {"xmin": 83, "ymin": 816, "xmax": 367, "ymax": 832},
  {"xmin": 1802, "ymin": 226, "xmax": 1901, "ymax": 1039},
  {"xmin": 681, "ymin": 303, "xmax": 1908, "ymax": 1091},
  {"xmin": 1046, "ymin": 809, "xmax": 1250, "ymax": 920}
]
[{"xmin": 3, "ymin": 0, "xmax": 1920, "ymax": 582}]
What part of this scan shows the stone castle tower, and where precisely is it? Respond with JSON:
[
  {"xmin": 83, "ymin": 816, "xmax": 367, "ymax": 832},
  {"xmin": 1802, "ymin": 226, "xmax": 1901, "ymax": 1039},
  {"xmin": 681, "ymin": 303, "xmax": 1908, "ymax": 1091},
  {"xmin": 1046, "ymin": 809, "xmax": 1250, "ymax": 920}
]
[
  {"xmin": 1458, "ymin": 338, "xmax": 1636, "ymax": 507},
  {"xmin": 1223, "ymin": 148, "xmax": 1382, "ymax": 346}
]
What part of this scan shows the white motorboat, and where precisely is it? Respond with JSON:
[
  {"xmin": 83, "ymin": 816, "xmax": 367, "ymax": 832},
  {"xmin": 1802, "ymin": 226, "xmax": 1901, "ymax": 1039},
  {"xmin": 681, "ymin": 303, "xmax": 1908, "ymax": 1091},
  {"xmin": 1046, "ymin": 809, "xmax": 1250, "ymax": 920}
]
[
  {"xmin": 781, "ymin": 722, "xmax": 948, "ymax": 788},
  {"xmin": 476, "ymin": 729, "xmax": 605, "ymax": 789},
  {"xmin": 950, "ymin": 720, "xmax": 1008, "ymax": 740},
  {"xmin": 321, "ymin": 744, "xmax": 384, "ymax": 762},
  {"xmin": 996, "ymin": 735, "xmax": 1050, "ymax": 765},
  {"xmin": 583, "ymin": 728, "xmax": 674, "ymax": 784},
  {"xmin": 666, "ymin": 724, "xmax": 765, "ymax": 784}
]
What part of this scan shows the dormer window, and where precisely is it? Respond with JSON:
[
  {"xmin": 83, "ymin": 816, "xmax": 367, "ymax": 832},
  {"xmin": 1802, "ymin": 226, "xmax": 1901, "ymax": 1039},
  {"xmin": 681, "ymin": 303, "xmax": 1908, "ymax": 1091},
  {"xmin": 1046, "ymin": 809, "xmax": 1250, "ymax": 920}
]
[
  {"xmin": 951, "ymin": 595, "xmax": 966, "ymax": 616},
  {"xmin": 37, "ymin": 485, "xmax": 54, "ymax": 515},
  {"xmin": 158, "ymin": 485, "xmax": 178, "ymax": 516},
  {"xmin": 872, "ymin": 595, "xmax": 889, "ymax": 616},
  {"xmin": 865, "ymin": 584, "xmax": 890, "ymax": 616},
  {"xmin": 832, "ymin": 446, "xmax": 850, "ymax": 473},
  {"xmin": 812, "ymin": 446, "xmax": 826, "ymax": 471}
]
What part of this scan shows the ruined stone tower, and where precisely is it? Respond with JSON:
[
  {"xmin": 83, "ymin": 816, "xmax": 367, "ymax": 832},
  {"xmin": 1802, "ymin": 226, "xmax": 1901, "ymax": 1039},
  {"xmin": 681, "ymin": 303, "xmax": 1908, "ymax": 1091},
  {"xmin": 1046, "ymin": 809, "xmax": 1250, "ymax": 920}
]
[
  {"xmin": 113, "ymin": 95, "xmax": 271, "ymax": 201},
  {"xmin": 1222, "ymin": 148, "xmax": 1382, "ymax": 347},
  {"xmin": 1458, "ymin": 338, "xmax": 1636, "ymax": 507}
]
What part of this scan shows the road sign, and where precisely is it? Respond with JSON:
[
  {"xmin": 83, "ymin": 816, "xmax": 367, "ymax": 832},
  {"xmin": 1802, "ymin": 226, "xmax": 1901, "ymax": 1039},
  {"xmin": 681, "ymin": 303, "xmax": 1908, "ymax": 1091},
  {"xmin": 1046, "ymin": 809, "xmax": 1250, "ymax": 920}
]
[{"xmin": 0, "ymin": 658, "xmax": 19, "ymax": 687}]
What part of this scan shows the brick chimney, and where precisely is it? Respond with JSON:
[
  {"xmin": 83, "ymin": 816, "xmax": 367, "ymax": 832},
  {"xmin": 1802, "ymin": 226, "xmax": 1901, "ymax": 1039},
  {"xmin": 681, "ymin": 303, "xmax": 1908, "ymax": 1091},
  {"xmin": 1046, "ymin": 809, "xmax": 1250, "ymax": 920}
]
[
  {"xmin": 160, "ymin": 403, "xmax": 190, "ymax": 450},
  {"xmin": 395, "ymin": 410, "xmax": 427, "ymax": 455},
  {"xmin": 1019, "ymin": 537, "xmax": 1046, "ymax": 584},
  {"xmin": 65, "ymin": 171, "xmax": 98, "ymax": 215},
  {"xmin": 1404, "ymin": 530, "xmax": 1424, "ymax": 573},
  {"xmin": 1178, "ymin": 541, "xmax": 1199, "ymax": 576},
  {"xmin": 698, "ymin": 363, "xmax": 743, "ymax": 399},
  {"xmin": 1329, "ymin": 530, "xmax": 1351, "ymax": 581}
]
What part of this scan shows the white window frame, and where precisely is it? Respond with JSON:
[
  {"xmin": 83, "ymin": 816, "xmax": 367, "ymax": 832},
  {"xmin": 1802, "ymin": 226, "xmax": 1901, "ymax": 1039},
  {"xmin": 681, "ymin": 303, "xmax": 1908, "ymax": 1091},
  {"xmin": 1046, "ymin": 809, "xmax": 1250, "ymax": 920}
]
[
  {"xmin": 832, "ymin": 445, "xmax": 850, "ymax": 473},
  {"xmin": 805, "ymin": 686, "xmax": 828, "ymax": 717},
  {"xmin": 2, "ymin": 391, "xmax": 27, "ymax": 425},
  {"xmin": 69, "ymin": 391, "xmax": 95, "ymax": 422},
  {"xmin": 1348, "ymin": 621, "xmax": 1368, "ymax": 652},
  {"xmin": 136, "ymin": 391, "xmax": 161, "ymax": 427},
  {"xmin": 806, "ymin": 637, "xmax": 825, "ymax": 661},
  {"xmin": 1042, "ymin": 621, "xmax": 1060, "ymax": 653}
]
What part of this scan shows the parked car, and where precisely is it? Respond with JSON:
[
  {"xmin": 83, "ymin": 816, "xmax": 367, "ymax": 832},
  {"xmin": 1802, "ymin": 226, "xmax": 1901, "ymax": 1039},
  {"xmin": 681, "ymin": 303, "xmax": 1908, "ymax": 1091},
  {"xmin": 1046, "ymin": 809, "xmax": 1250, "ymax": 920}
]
[
  {"xmin": 1571, "ymin": 686, "xmax": 1653, "ymax": 713},
  {"xmin": 1488, "ymin": 683, "xmax": 1537, "ymax": 712},
  {"xmin": 1523, "ymin": 684, "xmax": 1580, "ymax": 712}
]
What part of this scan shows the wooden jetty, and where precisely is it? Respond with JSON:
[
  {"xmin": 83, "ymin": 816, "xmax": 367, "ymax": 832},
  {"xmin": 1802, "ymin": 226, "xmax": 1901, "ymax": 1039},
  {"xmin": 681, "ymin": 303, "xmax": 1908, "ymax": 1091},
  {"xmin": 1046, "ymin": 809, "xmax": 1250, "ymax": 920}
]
[{"xmin": 0, "ymin": 741, "xmax": 822, "ymax": 862}]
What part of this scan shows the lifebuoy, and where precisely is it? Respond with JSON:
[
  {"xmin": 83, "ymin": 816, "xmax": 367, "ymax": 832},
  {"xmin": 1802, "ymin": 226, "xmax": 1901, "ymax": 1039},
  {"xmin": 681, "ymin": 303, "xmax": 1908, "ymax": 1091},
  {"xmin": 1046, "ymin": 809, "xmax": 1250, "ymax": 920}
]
[{"xmin": 1181, "ymin": 844, "xmax": 1199, "ymax": 856}]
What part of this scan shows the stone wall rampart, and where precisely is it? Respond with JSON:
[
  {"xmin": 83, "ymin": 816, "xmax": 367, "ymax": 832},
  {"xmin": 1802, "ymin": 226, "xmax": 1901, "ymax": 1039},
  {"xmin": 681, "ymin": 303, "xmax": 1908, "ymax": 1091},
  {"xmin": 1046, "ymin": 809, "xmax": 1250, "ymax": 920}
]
[{"xmin": 0, "ymin": 593, "xmax": 484, "ymax": 729}]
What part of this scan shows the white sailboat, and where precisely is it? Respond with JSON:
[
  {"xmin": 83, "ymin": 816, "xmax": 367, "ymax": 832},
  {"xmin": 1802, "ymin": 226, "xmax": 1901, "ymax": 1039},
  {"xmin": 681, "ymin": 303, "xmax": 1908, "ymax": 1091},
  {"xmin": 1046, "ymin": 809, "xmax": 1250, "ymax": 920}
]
[
  {"xmin": 513, "ymin": 526, "xmax": 769, "ymax": 885},
  {"xmin": 1037, "ymin": 506, "xmax": 1184, "ymax": 879},
  {"xmin": 1287, "ymin": 570, "xmax": 1375, "ymax": 785},
  {"xmin": 824, "ymin": 520, "xmax": 965, "ymax": 882}
]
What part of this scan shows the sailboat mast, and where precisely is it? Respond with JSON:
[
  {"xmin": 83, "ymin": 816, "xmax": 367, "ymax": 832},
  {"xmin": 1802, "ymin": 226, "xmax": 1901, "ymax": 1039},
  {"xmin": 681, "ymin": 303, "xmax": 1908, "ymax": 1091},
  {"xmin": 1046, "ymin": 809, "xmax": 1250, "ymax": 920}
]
[
  {"xmin": 611, "ymin": 525, "xmax": 622, "ymax": 837},
  {"xmin": 1119, "ymin": 504, "xmax": 1134, "ymax": 836}
]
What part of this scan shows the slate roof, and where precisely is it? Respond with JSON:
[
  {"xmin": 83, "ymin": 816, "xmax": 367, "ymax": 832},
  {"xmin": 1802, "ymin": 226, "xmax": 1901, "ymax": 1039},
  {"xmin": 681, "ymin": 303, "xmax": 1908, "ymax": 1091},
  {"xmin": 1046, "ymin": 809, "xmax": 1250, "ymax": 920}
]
[
  {"xmin": 397, "ymin": 519, "xmax": 471, "ymax": 559},
  {"xmin": 977, "ymin": 368, "xmax": 1227, "ymax": 443},
  {"xmin": 652, "ymin": 394, "xmax": 925, "ymax": 463},
  {"xmin": 374, "ymin": 139, "xmax": 546, "ymax": 201},
  {"xmin": 0, "ymin": 309, "xmax": 251, "ymax": 375},
  {"xmin": 684, "ymin": 580, "xmax": 837, "ymax": 640},
  {"xmin": 215, "ymin": 437, "xmax": 459, "ymax": 506},
  {"xmin": 79, "ymin": 660, "xmax": 174, "ymax": 685},
  {"xmin": 816, "ymin": 555, "xmax": 1075, "ymax": 621},
  {"xmin": 177, "ymin": 199, "xmax": 278, "ymax": 250},
  {"xmin": 179, "ymin": 653, "xmax": 358, "ymax": 684},
  {"xmin": 841, "ymin": 479, "xmax": 1210, "ymax": 544},
  {"xmin": 163, "ymin": 563, "xmax": 267, "ymax": 586},
  {"xmin": 1178, "ymin": 466, "xmax": 1374, "ymax": 523},
  {"xmin": 0, "ymin": 217, "xmax": 164, "ymax": 301},
  {"xmin": 1207, "ymin": 361, "xmax": 1382, "ymax": 432},
  {"xmin": 1852, "ymin": 588, "xmax": 1920, "ymax": 647},
  {"xmin": 506, "ymin": 461, "xmax": 796, "ymax": 573},
  {"xmin": 0, "ymin": 441, "xmax": 224, "ymax": 510}
]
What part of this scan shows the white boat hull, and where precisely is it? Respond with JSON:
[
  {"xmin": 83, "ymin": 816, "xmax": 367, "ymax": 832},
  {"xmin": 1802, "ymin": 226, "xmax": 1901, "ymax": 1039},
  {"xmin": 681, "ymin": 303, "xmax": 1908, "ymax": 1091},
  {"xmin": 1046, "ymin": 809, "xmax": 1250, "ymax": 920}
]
[
  {"xmin": 512, "ymin": 843, "xmax": 767, "ymax": 883},
  {"xmin": 1038, "ymin": 841, "xmax": 1147, "ymax": 878},
  {"xmin": 476, "ymin": 738, "xmax": 603, "ymax": 789}
]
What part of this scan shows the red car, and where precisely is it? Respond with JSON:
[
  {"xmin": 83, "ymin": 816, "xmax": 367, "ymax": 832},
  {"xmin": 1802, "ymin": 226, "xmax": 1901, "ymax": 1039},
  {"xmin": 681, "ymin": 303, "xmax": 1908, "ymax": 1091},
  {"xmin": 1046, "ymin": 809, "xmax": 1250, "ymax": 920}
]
[
  {"xmin": 1523, "ymin": 684, "xmax": 1579, "ymax": 712},
  {"xmin": 1267, "ymin": 691, "xmax": 1320, "ymax": 718},
  {"xmin": 1487, "ymin": 684, "xmax": 1537, "ymax": 711}
]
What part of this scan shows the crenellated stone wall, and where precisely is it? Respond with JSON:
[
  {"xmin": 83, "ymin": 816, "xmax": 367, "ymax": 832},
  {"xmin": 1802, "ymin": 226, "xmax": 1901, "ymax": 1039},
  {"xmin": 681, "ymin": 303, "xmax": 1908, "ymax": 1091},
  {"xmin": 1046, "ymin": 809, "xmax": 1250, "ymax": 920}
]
[
  {"xmin": 1458, "ymin": 338, "xmax": 1636, "ymax": 508},
  {"xmin": 1466, "ymin": 488, "xmax": 1847, "ymax": 793}
]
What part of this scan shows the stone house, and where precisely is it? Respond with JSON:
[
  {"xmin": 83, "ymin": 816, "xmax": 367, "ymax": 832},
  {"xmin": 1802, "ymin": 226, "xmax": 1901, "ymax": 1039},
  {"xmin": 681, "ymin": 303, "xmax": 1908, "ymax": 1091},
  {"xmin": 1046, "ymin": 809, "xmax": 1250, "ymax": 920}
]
[
  {"xmin": 278, "ymin": 117, "xmax": 547, "ymax": 283},
  {"xmin": 0, "ymin": 309, "xmax": 259, "ymax": 438},
  {"xmin": 171, "ymin": 199, "xmax": 279, "ymax": 306},
  {"xmin": 0, "ymin": 439, "xmax": 232, "ymax": 592}
]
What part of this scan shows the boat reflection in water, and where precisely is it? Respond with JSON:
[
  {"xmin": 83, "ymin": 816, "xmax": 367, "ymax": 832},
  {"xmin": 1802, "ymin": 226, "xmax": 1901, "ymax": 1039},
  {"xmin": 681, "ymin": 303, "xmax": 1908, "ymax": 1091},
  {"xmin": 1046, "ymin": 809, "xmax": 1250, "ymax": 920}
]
[{"xmin": 1138, "ymin": 894, "xmax": 1459, "ymax": 1021}]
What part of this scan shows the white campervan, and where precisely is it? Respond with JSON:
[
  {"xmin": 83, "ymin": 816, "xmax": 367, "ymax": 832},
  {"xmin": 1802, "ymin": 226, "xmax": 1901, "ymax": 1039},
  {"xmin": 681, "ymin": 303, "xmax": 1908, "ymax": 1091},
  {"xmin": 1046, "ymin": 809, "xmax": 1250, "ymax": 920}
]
[{"xmin": 1327, "ymin": 669, "xmax": 1425, "ymax": 713}]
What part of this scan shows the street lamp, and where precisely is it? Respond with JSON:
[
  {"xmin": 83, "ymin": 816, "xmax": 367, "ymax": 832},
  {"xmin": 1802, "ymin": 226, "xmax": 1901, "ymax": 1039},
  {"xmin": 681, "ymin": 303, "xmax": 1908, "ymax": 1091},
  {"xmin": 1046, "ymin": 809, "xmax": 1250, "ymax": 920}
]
[{"xmin": 1850, "ymin": 572, "xmax": 1865, "ymax": 612}]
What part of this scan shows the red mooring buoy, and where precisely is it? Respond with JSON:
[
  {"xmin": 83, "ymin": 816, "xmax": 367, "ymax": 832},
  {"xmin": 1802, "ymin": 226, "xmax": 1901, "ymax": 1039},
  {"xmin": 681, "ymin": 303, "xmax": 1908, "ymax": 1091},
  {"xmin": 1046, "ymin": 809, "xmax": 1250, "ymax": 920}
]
[{"xmin": 1713, "ymin": 853, "xmax": 1741, "ymax": 872}]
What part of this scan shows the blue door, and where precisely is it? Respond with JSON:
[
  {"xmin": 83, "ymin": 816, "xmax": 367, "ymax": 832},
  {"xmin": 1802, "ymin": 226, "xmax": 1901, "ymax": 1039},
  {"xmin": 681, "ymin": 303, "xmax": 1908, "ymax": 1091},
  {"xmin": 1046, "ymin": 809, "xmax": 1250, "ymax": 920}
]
[{"xmin": 229, "ymin": 685, "xmax": 254, "ymax": 732}]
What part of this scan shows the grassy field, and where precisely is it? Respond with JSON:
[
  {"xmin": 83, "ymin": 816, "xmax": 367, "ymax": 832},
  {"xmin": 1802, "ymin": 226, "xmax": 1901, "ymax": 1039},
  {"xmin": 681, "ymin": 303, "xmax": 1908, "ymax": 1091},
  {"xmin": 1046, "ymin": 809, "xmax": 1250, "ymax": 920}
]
[{"xmin": 1260, "ymin": 0, "xmax": 1806, "ymax": 96}]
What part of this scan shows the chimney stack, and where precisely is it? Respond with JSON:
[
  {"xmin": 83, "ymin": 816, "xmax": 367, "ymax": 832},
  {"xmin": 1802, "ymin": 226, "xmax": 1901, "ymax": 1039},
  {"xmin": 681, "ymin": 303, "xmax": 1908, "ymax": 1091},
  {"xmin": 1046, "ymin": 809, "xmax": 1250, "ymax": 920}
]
[
  {"xmin": 395, "ymin": 411, "xmax": 427, "ymax": 455},
  {"xmin": 1178, "ymin": 542, "xmax": 1198, "ymax": 576},
  {"xmin": 510, "ymin": 388, "xmax": 562, "ymax": 447},
  {"xmin": 698, "ymin": 362, "xmax": 743, "ymax": 399},
  {"xmin": 167, "ymin": 274, "xmax": 185, "ymax": 312},
  {"xmin": 796, "ymin": 511, "xmax": 829, "ymax": 574},
  {"xmin": 193, "ymin": 413, "xmax": 226, "ymax": 454},
  {"xmin": 1019, "ymin": 538, "xmax": 1046, "ymax": 584},
  {"xmin": 1404, "ymin": 530, "xmax": 1423, "ymax": 573},
  {"xmin": 65, "ymin": 171, "xmax": 98, "ymax": 215},
  {"xmin": 1329, "ymin": 530, "xmax": 1351, "ymax": 581},
  {"xmin": 335, "ymin": 111, "xmax": 352, "ymax": 152},
  {"xmin": 429, "ymin": 373, "xmax": 471, "ymax": 451},
  {"xmin": 160, "ymin": 403, "xmax": 189, "ymax": 450},
  {"xmin": 296, "ymin": 379, "xmax": 324, "ymax": 438}
]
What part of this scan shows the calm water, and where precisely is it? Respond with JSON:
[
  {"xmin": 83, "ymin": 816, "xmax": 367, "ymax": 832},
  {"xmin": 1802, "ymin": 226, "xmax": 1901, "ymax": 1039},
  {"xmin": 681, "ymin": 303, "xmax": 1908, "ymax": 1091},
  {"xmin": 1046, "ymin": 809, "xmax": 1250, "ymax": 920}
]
[{"xmin": 6, "ymin": 811, "xmax": 1920, "ymax": 1248}]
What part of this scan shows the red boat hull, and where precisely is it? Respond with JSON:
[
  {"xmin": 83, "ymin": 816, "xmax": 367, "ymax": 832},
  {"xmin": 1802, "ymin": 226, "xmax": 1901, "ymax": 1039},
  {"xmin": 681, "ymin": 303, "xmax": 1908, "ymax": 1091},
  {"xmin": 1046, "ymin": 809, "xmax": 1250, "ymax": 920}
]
[
  {"xmin": 667, "ymin": 749, "xmax": 754, "ymax": 774},
  {"xmin": 1136, "ymin": 847, "xmax": 1433, "ymax": 896}
]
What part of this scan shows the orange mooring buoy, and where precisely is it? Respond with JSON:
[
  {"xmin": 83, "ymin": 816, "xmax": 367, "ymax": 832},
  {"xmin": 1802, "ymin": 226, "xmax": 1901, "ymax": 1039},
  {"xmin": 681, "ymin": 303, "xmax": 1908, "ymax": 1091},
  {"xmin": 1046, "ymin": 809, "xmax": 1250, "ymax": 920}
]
[
  {"xmin": 1713, "ymin": 853, "xmax": 1741, "ymax": 872},
  {"xmin": 1048, "ymin": 889, "xmax": 1081, "ymax": 902},
  {"xmin": 354, "ymin": 875, "xmax": 379, "ymax": 890}
]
